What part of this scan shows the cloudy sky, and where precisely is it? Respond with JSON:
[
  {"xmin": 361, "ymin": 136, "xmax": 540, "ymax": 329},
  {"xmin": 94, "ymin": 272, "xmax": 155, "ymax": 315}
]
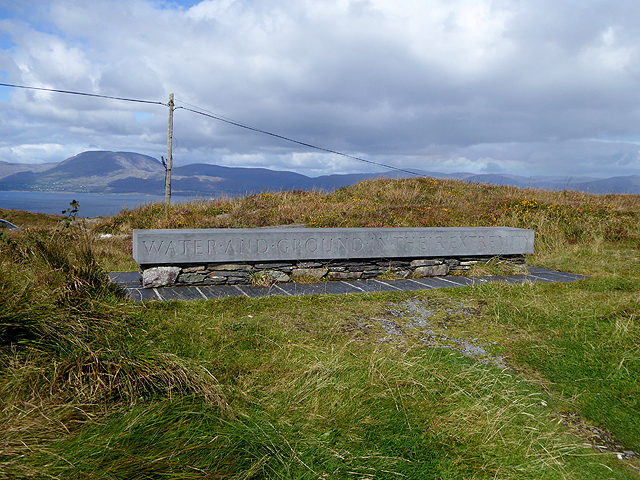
[{"xmin": 1, "ymin": 0, "xmax": 639, "ymax": 178}]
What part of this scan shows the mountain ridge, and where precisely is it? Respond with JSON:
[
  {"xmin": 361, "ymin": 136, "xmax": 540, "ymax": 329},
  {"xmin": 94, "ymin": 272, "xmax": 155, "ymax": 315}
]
[{"xmin": 0, "ymin": 151, "xmax": 638, "ymax": 195}]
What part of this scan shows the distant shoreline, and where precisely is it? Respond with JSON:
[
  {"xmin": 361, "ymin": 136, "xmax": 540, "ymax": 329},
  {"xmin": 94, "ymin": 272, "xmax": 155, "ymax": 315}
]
[
  {"xmin": 0, "ymin": 191, "xmax": 195, "ymax": 218},
  {"xmin": 0, "ymin": 189, "xmax": 160, "ymax": 196}
]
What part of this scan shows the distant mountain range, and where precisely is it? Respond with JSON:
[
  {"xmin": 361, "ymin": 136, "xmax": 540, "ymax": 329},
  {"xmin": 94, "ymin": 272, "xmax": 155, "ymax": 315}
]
[{"xmin": 1, "ymin": 151, "xmax": 639, "ymax": 196}]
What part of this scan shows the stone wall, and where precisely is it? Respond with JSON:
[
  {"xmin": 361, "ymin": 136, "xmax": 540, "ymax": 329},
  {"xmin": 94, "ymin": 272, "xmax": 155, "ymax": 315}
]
[{"xmin": 141, "ymin": 255, "xmax": 526, "ymax": 288}]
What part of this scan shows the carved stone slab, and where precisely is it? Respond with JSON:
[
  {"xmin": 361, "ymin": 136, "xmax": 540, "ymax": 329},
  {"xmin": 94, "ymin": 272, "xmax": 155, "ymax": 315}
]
[{"xmin": 133, "ymin": 227, "xmax": 534, "ymax": 265}]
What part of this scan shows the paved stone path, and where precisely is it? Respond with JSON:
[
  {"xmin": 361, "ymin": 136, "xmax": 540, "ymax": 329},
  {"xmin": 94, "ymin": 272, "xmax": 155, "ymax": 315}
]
[{"xmin": 108, "ymin": 267, "xmax": 587, "ymax": 302}]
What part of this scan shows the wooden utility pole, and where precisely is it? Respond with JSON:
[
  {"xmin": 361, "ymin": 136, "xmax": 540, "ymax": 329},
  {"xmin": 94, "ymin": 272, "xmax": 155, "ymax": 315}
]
[{"xmin": 165, "ymin": 93, "xmax": 174, "ymax": 205}]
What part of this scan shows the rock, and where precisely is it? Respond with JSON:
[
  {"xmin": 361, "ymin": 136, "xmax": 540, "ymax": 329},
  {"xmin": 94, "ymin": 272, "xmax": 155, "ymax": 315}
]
[
  {"xmin": 297, "ymin": 262, "xmax": 323, "ymax": 268},
  {"xmin": 346, "ymin": 263, "xmax": 379, "ymax": 272},
  {"xmin": 328, "ymin": 266, "xmax": 347, "ymax": 272},
  {"xmin": 142, "ymin": 267, "xmax": 181, "ymax": 288},
  {"xmin": 215, "ymin": 271, "xmax": 249, "ymax": 278},
  {"xmin": 209, "ymin": 264, "xmax": 253, "ymax": 271},
  {"xmin": 254, "ymin": 263, "xmax": 294, "ymax": 270},
  {"xmin": 261, "ymin": 270, "xmax": 291, "ymax": 283},
  {"xmin": 182, "ymin": 266, "xmax": 206, "ymax": 273},
  {"xmin": 414, "ymin": 264, "xmax": 449, "ymax": 277},
  {"xmin": 329, "ymin": 271, "xmax": 362, "ymax": 280},
  {"xmin": 227, "ymin": 276, "xmax": 249, "ymax": 285},
  {"xmin": 204, "ymin": 275, "xmax": 226, "ymax": 285},
  {"xmin": 376, "ymin": 260, "xmax": 410, "ymax": 267},
  {"xmin": 291, "ymin": 267, "xmax": 328, "ymax": 280},
  {"xmin": 361, "ymin": 271, "xmax": 379, "ymax": 279},
  {"xmin": 178, "ymin": 272, "xmax": 207, "ymax": 284},
  {"xmin": 410, "ymin": 259, "xmax": 441, "ymax": 267},
  {"xmin": 394, "ymin": 269, "xmax": 411, "ymax": 278}
]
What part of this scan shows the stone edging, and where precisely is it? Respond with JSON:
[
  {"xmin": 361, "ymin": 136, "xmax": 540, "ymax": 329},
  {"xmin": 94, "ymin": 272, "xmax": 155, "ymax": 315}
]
[{"xmin": 141, "ymin": 254, "xmax": 526, "ymax": 288}]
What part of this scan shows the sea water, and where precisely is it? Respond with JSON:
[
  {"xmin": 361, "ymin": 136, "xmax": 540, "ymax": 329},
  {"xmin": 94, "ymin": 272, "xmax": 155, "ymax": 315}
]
[{"xmin": 0, "ymin": 191, "xmax": 197, "ymax": 218}]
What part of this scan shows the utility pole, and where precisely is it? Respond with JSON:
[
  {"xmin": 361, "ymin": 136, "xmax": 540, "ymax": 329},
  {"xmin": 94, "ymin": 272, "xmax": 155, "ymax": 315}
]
[{"xmin": 165, "ymin": 93, "xmax": 174, "ymax": 205}]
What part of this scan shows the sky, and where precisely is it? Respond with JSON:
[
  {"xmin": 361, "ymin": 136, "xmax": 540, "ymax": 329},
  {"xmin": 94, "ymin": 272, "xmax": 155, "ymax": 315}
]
[{"xmin": 1, "ymin": 0, "xmax": 640, "ymax": 178}]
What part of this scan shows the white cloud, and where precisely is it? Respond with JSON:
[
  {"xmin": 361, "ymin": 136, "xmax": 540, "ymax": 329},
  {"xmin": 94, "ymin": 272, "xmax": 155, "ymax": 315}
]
[
  {"xmin": 0, "ymin": 142, "xmax": 85, "ymax": 164},
  {"xmin": 579, "ymin": 26, "xmax": 637, "ymax": 76}
]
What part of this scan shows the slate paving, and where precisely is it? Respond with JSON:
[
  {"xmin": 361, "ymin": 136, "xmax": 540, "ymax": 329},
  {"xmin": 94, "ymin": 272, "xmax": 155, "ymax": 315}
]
[{"xmin": 108, "ymin": 267, "xmax": 588, "ymax": 302}]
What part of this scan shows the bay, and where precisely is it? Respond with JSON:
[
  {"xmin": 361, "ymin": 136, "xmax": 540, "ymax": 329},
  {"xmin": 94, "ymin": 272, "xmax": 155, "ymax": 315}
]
[{"xmin": 0, "ymin": 191, "xmax": 197, "ymax": 218}]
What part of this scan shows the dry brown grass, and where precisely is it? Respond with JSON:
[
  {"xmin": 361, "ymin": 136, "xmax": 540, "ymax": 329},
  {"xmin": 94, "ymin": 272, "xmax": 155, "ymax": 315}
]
[
  {"xmin": 86, "ymin": 176, "xmax": 640, "ymax": 272},
  {"xmin": 8, "ymin": 177, "xmax": 639, "ymax": 273},
  {"xmin": 93, "ymin": 177, "xmax": 640, "ymax": 231}
]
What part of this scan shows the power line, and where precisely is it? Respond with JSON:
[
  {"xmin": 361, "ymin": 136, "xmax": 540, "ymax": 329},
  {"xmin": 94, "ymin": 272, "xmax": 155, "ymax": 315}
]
[
  {"xmin": 175, "ymin": 99, "xmax": 247, "ymax": 126},
  {"xmin": 175, "ymin": 100, "xmax": 422, "ymax": 178},
  {"xmin": 0, "ymin": 82, "xmax": 422, "ymax": 177},
  {"xmin": 0, "ymin": 82, "xmax": 166, "ymax": 106}
]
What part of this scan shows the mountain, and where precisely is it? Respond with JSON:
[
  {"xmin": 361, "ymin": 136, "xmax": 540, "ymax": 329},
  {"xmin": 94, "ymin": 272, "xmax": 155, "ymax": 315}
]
[
  {"xmin": 438, "ymin": 172, "xmax": 640, "ymax": 195},
  {"xmin": 0, "ymin": 161, "xmax": 53, "ymax": 179},
  {"xmin": 579, "ymin": 175, "xmax": 640, "ymax": 194},
  {"xmin": 43, "ymin": 151, "xmax": 162, "ymax": 179},
  {"xmin": 0, "ymin": 151, "xmax": 381, "ymax": 196},
  {"xmin": 0, "ymin": 152, "xmax": 164, "ymax": 193},
  {"xmin": 0, "ymin": 151, "xmax": 639, "ymax": 196}
]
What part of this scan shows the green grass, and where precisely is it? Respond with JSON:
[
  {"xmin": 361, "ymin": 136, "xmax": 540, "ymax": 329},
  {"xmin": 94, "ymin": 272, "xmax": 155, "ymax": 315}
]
[
  {"xmin": 484, "ymin": 280, "xmax": 640, "ymax": 451},
  {"xmin": 2, "ymin": 178, "xmax": 640, "ymax": 478},
  {"xmin": 10, "ymin": 292, "xmax": 635, "ymax": 478}
]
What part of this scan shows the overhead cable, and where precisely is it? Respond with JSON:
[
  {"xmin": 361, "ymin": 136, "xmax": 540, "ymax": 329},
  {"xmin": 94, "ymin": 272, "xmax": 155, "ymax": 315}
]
[
  {"xmin": 0, "ymin": 82, "xmax": 166, "ymax": 106},
  {"xmin": 175, "ymin": 100, "xmax": 422, "ymax": 178},
  {"xmin": 0, "ymin": 82, "xmax": 422, "ymax": 177}
]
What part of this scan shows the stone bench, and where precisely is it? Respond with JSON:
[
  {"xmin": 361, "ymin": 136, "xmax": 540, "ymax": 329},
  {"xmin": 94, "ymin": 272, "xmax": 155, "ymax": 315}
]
[{"xmin": 133, "ymin": 227, "xmax": 534, "ymax": 288}]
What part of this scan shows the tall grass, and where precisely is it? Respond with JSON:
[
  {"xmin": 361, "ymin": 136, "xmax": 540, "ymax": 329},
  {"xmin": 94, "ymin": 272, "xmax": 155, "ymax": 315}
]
[
  {"xmin": 0, "ymin": 228, "xmax": 227, "ymax": 476},
  {"xmin": 94, "ymin": 177, "xmax": 640, "ymax": 261}
]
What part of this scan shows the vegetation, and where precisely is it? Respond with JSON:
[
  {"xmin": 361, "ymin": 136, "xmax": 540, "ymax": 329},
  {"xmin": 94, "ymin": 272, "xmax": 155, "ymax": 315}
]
[{"xmin": 1, "ymin": 177, "xmax": 639, "ymax": 478}]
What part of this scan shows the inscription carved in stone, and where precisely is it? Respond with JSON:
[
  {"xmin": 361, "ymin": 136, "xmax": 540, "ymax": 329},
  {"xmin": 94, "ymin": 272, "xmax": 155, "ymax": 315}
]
[{"xmin": 133, "ymin": 227, "xmax": 534, "ymax": 265}]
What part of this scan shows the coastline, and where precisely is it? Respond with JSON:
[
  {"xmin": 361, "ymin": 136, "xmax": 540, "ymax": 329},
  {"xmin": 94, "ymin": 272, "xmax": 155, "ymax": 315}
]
[{"xmin": 0, "ymin": 191, "xmax": 195, "ymax": 218}]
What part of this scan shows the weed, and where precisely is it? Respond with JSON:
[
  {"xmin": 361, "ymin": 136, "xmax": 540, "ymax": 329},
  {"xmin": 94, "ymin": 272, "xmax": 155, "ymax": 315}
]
[
  {"xmin": 378, "ymin": 268, "xmax": 401, "ymax": 280},
  {"xmin": 248, "ymin": 271, "xmax": 277, "ymax": 287},
  {"xmin": 0, "ymin": 228, "xmax": 228, "ymax": 477},
  {"xmin": 463, "ymin": 257, "xmax": 529, "ymax": 277},
  {"xmin": 61, "ymin": 199, "xmax": 80, "ymax": 228}
]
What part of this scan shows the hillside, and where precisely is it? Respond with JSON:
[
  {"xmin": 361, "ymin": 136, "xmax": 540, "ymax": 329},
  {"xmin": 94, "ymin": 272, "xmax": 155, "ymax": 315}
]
[
  {"xmin": 0, "ymin": 161, "xmax": 53, "ymax": 178},
  {"xmin": 1, "ymin": 177, "xmax": 639, "ymax": 478},
  {"xmin": 0, "ymin": 151, "xmax": 165, "ymax": 193},
  {"xmin": 1, "ymin": 150, "xmax": 640, "ymax": 195},
  {"xmin": 0, "ymin": 151, "xmax": 378, "ymax": 195}
]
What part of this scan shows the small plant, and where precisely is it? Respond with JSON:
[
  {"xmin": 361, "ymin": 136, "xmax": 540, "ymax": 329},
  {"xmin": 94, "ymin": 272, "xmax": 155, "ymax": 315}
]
[
  {"xmin": 378, "ymin": 268, "xmax": 400, "ymax": 280},
  {"xmin": 0, "ymin": 230, "xmax": 16, "ymax": 247},
  {"xmin": 292, "ymin": 273, "xmax": 324, "ymax": 284},
  {"xmin": 465, "ymin": 258, "xmax": 528, "ymax": 277},
  {"xmin": 249, "ymin": 271, "xmax": 277, "ymax": 287},
  {"xmin": 61, "ymin": 199, "xmax": 80, "ymax": 227}
]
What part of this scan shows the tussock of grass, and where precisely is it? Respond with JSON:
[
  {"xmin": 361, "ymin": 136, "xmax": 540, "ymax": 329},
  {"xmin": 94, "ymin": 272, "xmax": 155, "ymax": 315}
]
[{"xmin": 0, "ymin": 229, "xmax": 228, "ymax": 476}]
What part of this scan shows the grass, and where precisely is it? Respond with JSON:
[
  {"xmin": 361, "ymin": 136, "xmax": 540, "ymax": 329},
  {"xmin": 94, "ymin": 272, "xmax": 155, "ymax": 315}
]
[
  {"xmin": 1, "ymin": 177, "xmax": 640, "ymax": 478},
  {"xmin": 91, "ymin": 178, "xmax": 638, "ymax": 236}
]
